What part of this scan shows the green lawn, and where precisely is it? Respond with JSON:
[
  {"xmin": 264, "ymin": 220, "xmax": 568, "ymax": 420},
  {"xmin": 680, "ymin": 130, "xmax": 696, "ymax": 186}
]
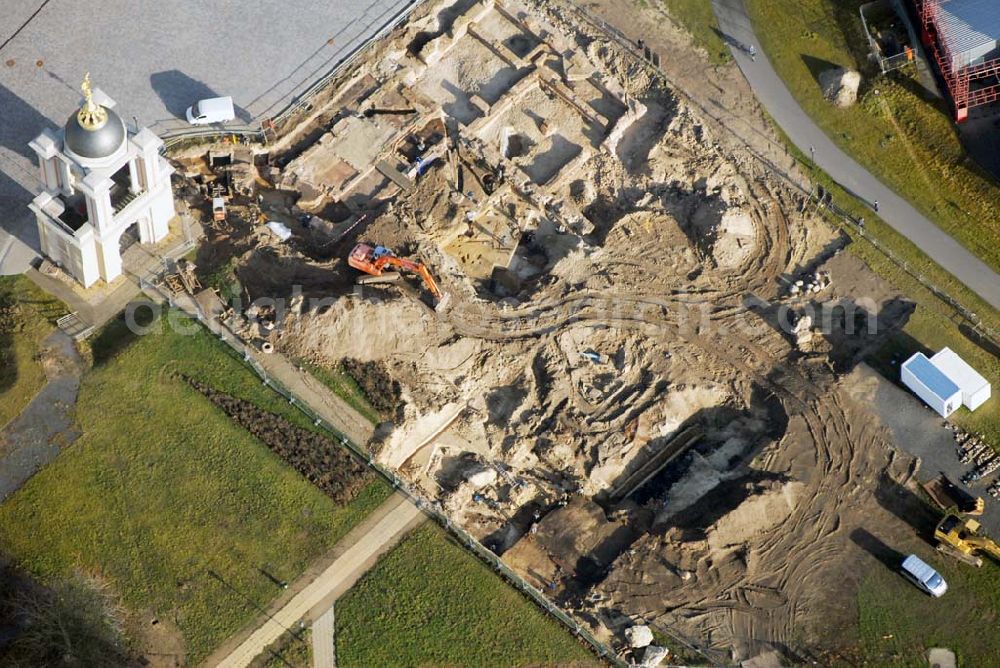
[
  {"xmin": 857, "ymin": 555, "xmax": 1000, "ymax": 665},
  {"xmin": 0, "ymin": 308, "xmax": 391, "ymax": 662},
  {"xmin": 0, "ymin": 276, "xmax": 65, "ymax": 429},
  {"xmin": 257, "ymin": 629, "xmax": 312, "ymax": 668},
  {"xmin": 660, "ymin": 0, "xmax": 731, "ymax": 66},
  {"xmin": 746, "ymin": 0, "xmax": 1000, "ymax": 273},
  {"xmin": 298, "ymin": 359, "xmax": 382, "ymax": 425},
  {"xmin": 336, "ymin": 524, "xmax": 600, "ymax": 667}
]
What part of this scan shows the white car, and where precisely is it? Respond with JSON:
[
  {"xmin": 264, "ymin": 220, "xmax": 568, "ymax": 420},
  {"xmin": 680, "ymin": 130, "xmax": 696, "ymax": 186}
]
[
  {"xmin": 185, "ymin": 96, "xmax": 235, "ymax": 125},
  {"xmin": 900, "ymin": 554, "xmax": 947, "ymax": 597}
]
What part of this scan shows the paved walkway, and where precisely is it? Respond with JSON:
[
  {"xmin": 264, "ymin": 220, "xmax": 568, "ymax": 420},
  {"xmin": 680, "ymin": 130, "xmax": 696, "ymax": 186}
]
[
  {"xmin": 312, "ymin": 606, "xmax": 337, "ymax": 668},
  {"xmin": 215, "ymin": 491, "xmax": 424, "ymax": 668},
  {"xmin": 0, "ymin": 330, "xmax": 82, "ymax": 501},
  {"xmin": 249, "ymin": 341, "xmax": 376, "ymax": 449},
  {"xmin": 712, "ymin": 0, "xmax": 1000, "ymax": 310}
]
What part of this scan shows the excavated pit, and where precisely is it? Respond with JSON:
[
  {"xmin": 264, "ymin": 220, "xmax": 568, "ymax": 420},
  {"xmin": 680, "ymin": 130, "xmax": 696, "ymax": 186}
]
[{"xmin": 180, "ymin": 0, "xmax": 924, "ymax": 660}]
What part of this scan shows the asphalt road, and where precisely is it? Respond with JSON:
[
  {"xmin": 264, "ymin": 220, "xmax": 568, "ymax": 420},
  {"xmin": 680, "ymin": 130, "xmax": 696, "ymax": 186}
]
[
  {"xmin": 712, "ymin": 0, "xmax": 1000, "ymax": 311},
  {"xmin": 0, "ymin": 0, "xmax": 416, "ymax": 274}
]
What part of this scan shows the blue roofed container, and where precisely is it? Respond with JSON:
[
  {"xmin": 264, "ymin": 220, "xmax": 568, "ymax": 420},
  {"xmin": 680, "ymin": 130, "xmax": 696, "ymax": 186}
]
[{"xmin": 901, "ymin": 352, "xmax": 962, "ymax": 418}]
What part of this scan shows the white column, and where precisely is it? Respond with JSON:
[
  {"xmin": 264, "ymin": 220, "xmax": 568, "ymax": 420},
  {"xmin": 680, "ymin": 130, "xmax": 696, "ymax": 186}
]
[
  {"xmin": 76, "ymin": 229, "xmax": 101, "ymax": 288},
  {"xmin": 128, "ymin": 159, "xmax": 141, "ymax": 194},
  {"xmin": 38, "ymin": 156, "xmax": 50, "ymax": 188},
  {"xmin": 83, "ymin": 180, "xmax": 114, "ymax": 235},
  {"xmin": 58, "ymin": 159, "xmax": 72, "ymax": 195},
  {"xmin": 96, "ymin": 234, "xmax": 123, "ymax": 283}
]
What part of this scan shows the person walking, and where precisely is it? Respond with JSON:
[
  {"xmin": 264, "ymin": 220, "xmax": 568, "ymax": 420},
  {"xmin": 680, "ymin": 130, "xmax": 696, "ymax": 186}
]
[
  {"xmin": 748, "ymin": 44, "xmax": 757, "ymax": 62},
  {"xmin": 873, "ymin": 199, "xmax": 879, "ymax": 212}
]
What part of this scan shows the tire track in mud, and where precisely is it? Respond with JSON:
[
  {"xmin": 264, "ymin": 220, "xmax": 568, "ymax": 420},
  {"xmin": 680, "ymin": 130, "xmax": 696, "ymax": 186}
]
[
  {"xmin": 430, "ymin": 132, "xmax": 884, "ymax": 655},
  {"xmin": 448, "ymin": 277, "xmax": 886, "ymax": 653}
]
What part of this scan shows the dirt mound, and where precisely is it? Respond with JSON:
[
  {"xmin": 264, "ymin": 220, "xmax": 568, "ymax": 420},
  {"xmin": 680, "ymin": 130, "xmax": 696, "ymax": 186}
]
[
  {"xmin": 707, "ymin": 480, "xmax": 804, "ymax": 550},
  {"xmin": 819, "ymin": 67, "xmax": 861, "ymax": 108},
  {"xmin": 278, "ymin": 296, "xmax": 448, "ymax": 363},
  {"xmin": 341, "ymin": 359, "xmax": 402, "ymax": 416}
]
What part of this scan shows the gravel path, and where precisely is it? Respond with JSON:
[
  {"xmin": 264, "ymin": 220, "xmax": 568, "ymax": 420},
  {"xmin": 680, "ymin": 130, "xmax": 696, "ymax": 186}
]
[{"xmin": 0, "ymin": 329, "xmax": 83, "ymax": 501}]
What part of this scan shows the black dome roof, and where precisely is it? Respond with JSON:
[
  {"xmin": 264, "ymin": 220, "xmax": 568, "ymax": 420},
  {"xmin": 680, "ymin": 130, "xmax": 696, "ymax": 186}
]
[{"xmin": 64, "ymin": 106, "xmax": 125, "ymax": 160}]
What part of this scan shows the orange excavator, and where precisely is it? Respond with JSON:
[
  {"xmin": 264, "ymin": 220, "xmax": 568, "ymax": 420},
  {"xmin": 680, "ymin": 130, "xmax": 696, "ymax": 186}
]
[{"xmin": 348, "ymin": 243, "xmax": 445, "ymax": 306}]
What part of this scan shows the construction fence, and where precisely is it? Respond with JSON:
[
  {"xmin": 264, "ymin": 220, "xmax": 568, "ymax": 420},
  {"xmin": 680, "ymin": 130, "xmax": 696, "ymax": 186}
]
[
  {"xmin": 138, "ymin": 274, "xmax": 638, "ymax": 668},
  {"xmin": 156, "ymin": 0, "xmax": 429, "ymax": 152}
]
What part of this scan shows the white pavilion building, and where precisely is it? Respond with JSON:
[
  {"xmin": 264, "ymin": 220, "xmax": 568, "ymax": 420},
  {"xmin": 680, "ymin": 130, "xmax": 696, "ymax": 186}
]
[{"xmin": 27, "ymin": 74, "xmax": 175, "ymax": 287}]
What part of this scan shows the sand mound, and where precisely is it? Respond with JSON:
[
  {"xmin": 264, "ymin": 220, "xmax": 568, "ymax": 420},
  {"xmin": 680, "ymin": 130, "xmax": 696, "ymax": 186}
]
[
  {"xmin": 278, "ymin": 296, "xmax": 444, "ymax": 363},
  {"xmin": 707, "ymin": 481, "xmax": 804, "ymax": 550},
  {"xmin": 819, "ymin": 67, "xmax": 861, "ymax": 108},
  {"xmin": 690, "ymin": 201, "xmax": 757, "ymax": 268}
]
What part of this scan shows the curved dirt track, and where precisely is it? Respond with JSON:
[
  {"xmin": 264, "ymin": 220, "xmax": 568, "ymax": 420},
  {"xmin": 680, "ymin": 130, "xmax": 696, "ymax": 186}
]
[{"xmin": 437, "ymin": 171, "xmax": 897, "ymax": 656}]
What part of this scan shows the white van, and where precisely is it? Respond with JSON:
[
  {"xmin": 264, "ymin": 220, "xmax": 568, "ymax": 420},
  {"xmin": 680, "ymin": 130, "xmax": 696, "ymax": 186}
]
[
  {"xmin": 900, "ymin": 554, "xmax": 947, "ymax": 597},
  {"xmin": 185, "ymin": 96, "xmax": 235, "ymax": 125}
]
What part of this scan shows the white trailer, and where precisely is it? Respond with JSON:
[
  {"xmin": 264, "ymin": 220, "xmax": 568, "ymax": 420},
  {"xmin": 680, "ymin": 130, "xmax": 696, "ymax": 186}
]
[
  {"xmin": 931, "ymin": 347, "xmax": 991, "ymax": 411},
  {"xmin": 901, "ymin": 352, "xmax": 962, "ymax": 418}
]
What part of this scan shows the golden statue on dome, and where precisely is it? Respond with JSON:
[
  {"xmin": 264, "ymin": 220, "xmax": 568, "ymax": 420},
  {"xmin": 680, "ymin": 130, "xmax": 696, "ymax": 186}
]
[{"xmin": 77, "ymin": 72, "xmax": 108, "ymax": 130}]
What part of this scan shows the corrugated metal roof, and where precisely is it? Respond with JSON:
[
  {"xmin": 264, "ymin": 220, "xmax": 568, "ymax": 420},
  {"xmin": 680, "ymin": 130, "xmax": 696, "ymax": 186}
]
[
  {"xmin": 903, "ymin": 353, "xmax": 961, "ymax": 401},
  {"xmin": 936, "ymin": 0, "xmax": 1000, "ymax": 64}
]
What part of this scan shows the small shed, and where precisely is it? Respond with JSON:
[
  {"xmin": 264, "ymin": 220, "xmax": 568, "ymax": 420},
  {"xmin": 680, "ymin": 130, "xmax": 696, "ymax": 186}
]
[
  {"xmin": 901, "ymin": 353, "xmax": 962, "ymax": 418},
  {"xmin": 931, "ymin": 347, "xmax": 991, "ymax": 411}
]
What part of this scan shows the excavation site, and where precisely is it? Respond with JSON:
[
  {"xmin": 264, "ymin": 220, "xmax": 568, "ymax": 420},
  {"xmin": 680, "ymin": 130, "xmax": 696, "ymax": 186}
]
[{"xmin": 168, "ymin": 0, "xmax": 924, "ymax": 661}]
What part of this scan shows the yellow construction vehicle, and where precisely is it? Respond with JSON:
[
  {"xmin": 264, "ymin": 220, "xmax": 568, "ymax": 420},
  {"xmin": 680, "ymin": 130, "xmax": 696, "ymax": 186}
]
[
  {"xmin": 922, "ymin": 474, "xmax": 984, "ymax": 516},
  {"xmin": 934, "ymin": 512, "xmax": 1000, "ymax": 567}
]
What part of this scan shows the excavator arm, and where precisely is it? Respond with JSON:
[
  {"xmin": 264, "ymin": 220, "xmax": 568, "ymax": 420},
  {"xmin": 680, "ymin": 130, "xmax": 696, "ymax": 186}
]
[
  {"xmin": 967, "ymin": 536, "xmax": 1000, "ymax": 560},
  {"xmin": 378, "ymin": 256, "xmax": 443, "ymax": 301}
]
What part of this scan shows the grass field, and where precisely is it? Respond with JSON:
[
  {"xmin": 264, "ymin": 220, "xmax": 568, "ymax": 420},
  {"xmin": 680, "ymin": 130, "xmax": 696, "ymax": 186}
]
[
  {"xmin": 336, "ymin": 524, "xmax": 600, "ymax": 667},
  {"xmin": 258, "ymin": 629, "xmax": 312, "ymax": 668},
  {"xmin": 746, "ymin": 0, "xmax": 1000, "ymax": 273},
  {"xmin": 660, "ymin": 0, "xmax": 731, "ymax": 66},
  {"xmin": 0, "ymin": 309, "xmax": 391, "ymax": 662},
  {"xmin": 0, "ymin": 276, "xmax": 64, "ymax": 429},
  {"xmin": 857, "ymin": 553, "xmax": 1000, "ymax": 665}
]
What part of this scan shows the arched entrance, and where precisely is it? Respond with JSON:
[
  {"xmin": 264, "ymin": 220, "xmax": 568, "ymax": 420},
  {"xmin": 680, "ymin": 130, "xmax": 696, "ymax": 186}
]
[{"xmin": 118, "ymin": 221, "xmax": 140, "ymax": 254}]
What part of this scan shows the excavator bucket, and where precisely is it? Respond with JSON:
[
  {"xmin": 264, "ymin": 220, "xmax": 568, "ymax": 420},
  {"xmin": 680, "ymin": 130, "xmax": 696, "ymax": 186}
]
[{"xmin": 435, "ymin": 291, "xmax": 451, "ymax": 312}]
